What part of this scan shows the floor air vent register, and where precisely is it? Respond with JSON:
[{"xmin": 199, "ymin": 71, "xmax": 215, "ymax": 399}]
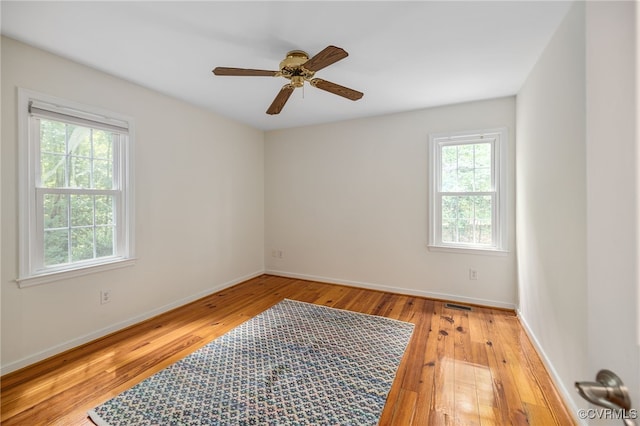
[{"xmin": 444, "ymin": 303, "xmax": 472, "ymax": 311}]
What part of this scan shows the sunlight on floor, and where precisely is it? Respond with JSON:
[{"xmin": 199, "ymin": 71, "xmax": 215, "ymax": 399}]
[{"xmin": 441, "ymin": 356, "xmax": 495, "ymax": 424}]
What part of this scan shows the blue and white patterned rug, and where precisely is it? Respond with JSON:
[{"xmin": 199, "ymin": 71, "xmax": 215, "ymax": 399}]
[{"xmin": 88, "ymin": 299, "xmax": 414, "ymax": 425}]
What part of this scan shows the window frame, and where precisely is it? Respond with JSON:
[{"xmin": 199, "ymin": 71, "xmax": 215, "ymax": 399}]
[
  {"xmin": 17, "ymin": 88, "xmax": 135, "ymax": 287},
  {"xmin": 428, "ymin": 128, "xmax": 508, "ymax": 254}
]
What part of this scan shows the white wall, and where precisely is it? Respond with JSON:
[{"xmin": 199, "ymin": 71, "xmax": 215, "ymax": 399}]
[
  {"xmin": 265, "ymin": 97, "xmax": 517, "ymax": 308},
  {"xmin": 516, "ymin": 1, "xmax": 588, "ymax": 413},
  {"xmin": 1, "ymin": 37, "xmax": 265, "ymax": 373},
  {"xmin": 585, "ymin": 0, "xmax": 639, "ymax": 419},
  {"xmin": 517, "ymin": 1, "xmax": 640, "ymax": 420}
]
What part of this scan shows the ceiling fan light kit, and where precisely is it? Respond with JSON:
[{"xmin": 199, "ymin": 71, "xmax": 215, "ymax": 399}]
[{"xmin": 212, "ymin": 45, "xmax": 364, "ymax": 115}]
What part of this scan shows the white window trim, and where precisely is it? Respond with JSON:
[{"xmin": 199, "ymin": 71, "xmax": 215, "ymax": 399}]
[
  {"xmin": 428, "ymin": 128, "xmax": 508, "ymax": 254},
  {"xmin": 17, "ymin": 88, "xmax": 136, "ymax": 288}
]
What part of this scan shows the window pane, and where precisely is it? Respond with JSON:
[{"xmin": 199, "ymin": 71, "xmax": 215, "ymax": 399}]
[
  {"xmin": 476, "ymin": 196, "xmax": 492, "ymax": 221},
  {"xmin": 41, "ymin": 153, "xmax": 67, "ymax": 188},
  {"xmin": 441, "ymin": 146, "xmax": 458, "ymax": 192},
  {"xmin": 44, "ymin": 194, "xmax": 68, "ymax": 229},
  {"xmin": 71, "ymin": 227, "xmax": 94, "ymax": 261},
  {"xmin": 96, "ymin": 226, "xmax": 114, "ymax": 257},
  {"xmin": 457, "ymin": 168, "xmax": 475, "ymax": 192},
  {"xmin": 71, "ymin": 195, "xmax": 94, "ymax": 226},
  {"xmin": 442, "ymin": 220, "xmax": 456, "ymax": 243},
  {"xmin": 441, "ymin": 146, "xmax": 458, "ymax": 169},
  {"xmin": 67, "ymin": 125, "xmax": 91, "ymax": 157},
  {"xmin": 40, "ymin": 119, "xmax": 66, "ymax": 154},
  {"xmin": 474, "ymin": 143, "xmax": 492, "ymax": 168},
  {"xmin": 457, "ymin": 222, "xmax": 474, "ymax": 243},
  {"xmin": 457, "ymin": 196, "xmax": 474, "ymax": 243},
  {"xmin": 474, "ymin": 196, "xmax": 493, "ymax": 244},
  {"xmin": 457, "ymin": 144, "xmax": 474, "ymax": 169},
  {"xmin": 93, "ymin": 130, "xmax": 113, "ymax": 159},
  {"xmin": 441, "ymin": 195, "xmax": 493, "ymax": 246},
  {"xmin": 442, "ymin": 195, "xmax": 459, "ymax": 243},
  {"xmin": 476, "ymin": 224, "xmax": 492, "ymax": 245},
  {"xmin": 441, "ymin": 169, "xmax": 456, "ymax": 192},
  {"xmin": 474, "ymin": 143, "xmax": 492, "ymax": 191},
  {"xmin": 440, "ymin": 142, "xmax": 494, "ymax": 192},
  {"xmin": 44, "ymin": 229, "xmax": 69, "ymax": 266},
  {"xmin": 69, "ymin": 156, "xmax": 91, "ymax": 188},
  {"xmin": 93, "ymin": 159, "xmax": 113, "ymax": 189},
  {"xmin": 475, "ymin": 167, "xmax": 491, "ymax": 192},
  {"xmin": 442, "ymin": 196, "xmax": 458, "ymax": 220},
  {"xmin": 95, "ymin": 195, "xmax": 114, "ymax": 225}
]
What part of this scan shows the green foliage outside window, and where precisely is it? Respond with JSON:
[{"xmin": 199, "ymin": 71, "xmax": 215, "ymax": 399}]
[
  {"xmin": 440, "ymin": 143, "xmax": 493, "ymax": 246},
  {"xmin": 40, "ymin": 119, "xmax": 116, "ymax": 266}
]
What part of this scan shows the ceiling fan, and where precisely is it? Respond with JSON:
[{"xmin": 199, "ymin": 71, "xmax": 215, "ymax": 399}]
[{"xmin": 212, "ymin": 45, "xmax": 364, "ymax": 115}]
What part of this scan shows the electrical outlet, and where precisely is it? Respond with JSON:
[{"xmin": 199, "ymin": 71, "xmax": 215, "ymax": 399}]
[
  {"xmin": 469, "ymin": 269, "xmax": 478, "ymax": 280},
  {"xmin": 271, "ymin": 249, "xmax": 284, "ymax": 259},
  {"xmin": 100, "ymin": 289, "xmax": 112, "ymax": 304}
]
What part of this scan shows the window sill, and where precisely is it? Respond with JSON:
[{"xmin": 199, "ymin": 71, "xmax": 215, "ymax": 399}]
[
  {"xmin": 427, "ymin": 245, "xmax": 509, "ymax": 256},
  {"xmin": 16, "ymin": 258, "xmax": 137, "ymax": 288}
]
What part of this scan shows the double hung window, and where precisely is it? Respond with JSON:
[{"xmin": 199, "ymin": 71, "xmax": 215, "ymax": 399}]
[
  {"xmin": 18, "ymin": 89, "xmax": 134, "ymax": 286},
  {"xmin": 429, "ymin": 128, "xmax": 507, "ymax": 252}
]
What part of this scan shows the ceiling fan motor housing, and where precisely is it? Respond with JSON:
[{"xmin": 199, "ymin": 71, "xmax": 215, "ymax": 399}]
[
  {"xmin": 279, "ymin": 50, "xmax": 309, "ymax": 69},
  {"xmin": 279, "ymin": 50, "xmax": 315, "ymax": 86}
]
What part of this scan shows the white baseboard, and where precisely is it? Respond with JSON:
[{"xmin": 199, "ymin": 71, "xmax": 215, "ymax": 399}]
[
  {"xmin": 516, "ymin": 309, "xmax": 584, "ymax": 425},
  {"xmin": 0, "ymin": 270, "xmax": 265, "ymax": 376},
  {"xmin": 265, "ymin": 269, "xmax": 516, "ymax": 310}
]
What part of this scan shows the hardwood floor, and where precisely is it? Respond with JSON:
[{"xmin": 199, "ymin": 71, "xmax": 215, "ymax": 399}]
[{"xmin": 1, "ymin": 275, "xmax": 575, "ymax": 425}]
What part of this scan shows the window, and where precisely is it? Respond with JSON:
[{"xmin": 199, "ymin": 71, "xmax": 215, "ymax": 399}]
[
  {"xmin": 18, "ymin": 89, "xmax": 134, "ymax": 286},
  {"xmin": 429, "ymin": 128, "xmax": 507, "ymax": 252}
]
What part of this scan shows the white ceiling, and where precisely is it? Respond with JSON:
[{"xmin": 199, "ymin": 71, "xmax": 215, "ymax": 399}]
[{"xmin": 1, "ymin": 1, "xmax": 572, "ymax": 131}]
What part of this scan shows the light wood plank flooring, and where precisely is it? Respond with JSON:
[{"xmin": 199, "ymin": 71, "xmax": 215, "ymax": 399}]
[{"xmin": 1, "ymin": 275, "xmax": 575, "ymax": 425}]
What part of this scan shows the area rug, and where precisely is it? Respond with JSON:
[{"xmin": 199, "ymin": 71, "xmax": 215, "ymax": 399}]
[{"xmin": 88, "ymin": 299, "xmax": 414, "ymax": 425}]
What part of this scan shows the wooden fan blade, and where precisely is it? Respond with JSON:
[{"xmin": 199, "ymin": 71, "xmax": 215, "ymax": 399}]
[
  {"xmin": 302, "ymin": 46, "xmax": 348, "ymax": 72},
  {"xmin": 310, "ymin": 79, "xmax": 364, "ymax": 101},
  {"xmin": 213, "ymin": 67, "xmax": 279, "ymax": 77},
  {"xmin": 267, "ymin": 84, "xmax": 295, "ymax": 115}
]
